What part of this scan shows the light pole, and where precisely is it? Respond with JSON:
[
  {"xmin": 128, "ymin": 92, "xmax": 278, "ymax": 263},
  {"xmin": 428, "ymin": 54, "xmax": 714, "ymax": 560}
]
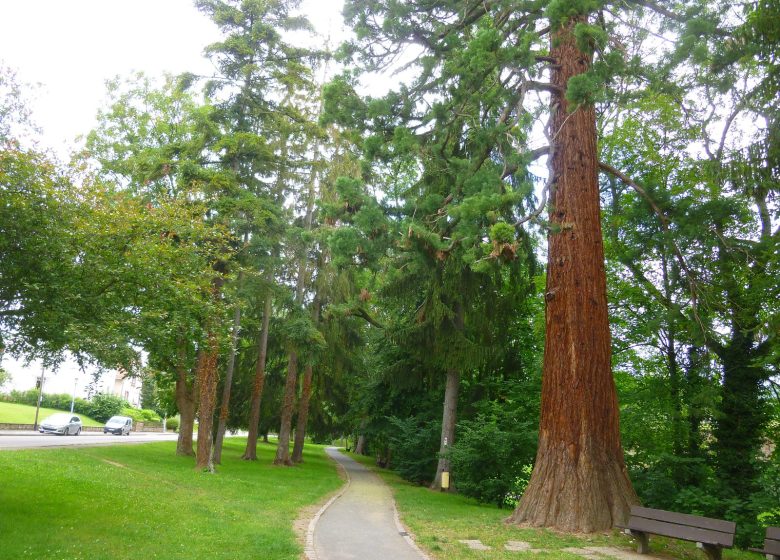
[
  {"xmin": 33, "ymin": 364, "xmax": 45, "ymax": 431},
  {"xmin": 70, "ymin": 375, "xmax": 78, "ymax": 413}
]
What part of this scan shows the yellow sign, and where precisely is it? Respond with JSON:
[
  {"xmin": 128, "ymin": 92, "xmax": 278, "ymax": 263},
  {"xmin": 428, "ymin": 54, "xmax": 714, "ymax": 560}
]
[{"xmin": 441, "ymin": 471, "xmax": 450, "ymax": 490}]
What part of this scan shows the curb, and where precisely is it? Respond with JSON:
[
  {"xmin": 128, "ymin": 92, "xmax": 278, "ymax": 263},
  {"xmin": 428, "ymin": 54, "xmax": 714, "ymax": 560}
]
[{"xmin": 392, "ymin": 498, "xmax": 431, "ymax": 560}]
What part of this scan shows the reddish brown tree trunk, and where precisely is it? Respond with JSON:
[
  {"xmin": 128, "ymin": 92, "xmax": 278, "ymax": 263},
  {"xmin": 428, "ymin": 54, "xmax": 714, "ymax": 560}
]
[
  {"xmin": 213, "ymin": 303, "xmax": 241, "ymax": 465},
  {"xmin": 291, "ymin": 364, "xmax": 314, "ymax": 463},
  {"xmin": 273, "ymin": 351, "xmax": 299, "ymax": 466},
  {"xmin": 195, "ymin": 331, "xmax": 219, "ymax": 471},
  {"xmin": 175, "ymin": 340, "xmax": 196, "ymax": 457},
  {"xmin": 291, "ymin": 300, "xmax": 320, "ymax": 464},
  {"xmin": 242, "ymin": 292, "xmax": 272, "ymax": 461},
  {"xmin": 509, "ymin": 18, "xmax": 638, "ymax": 531}
]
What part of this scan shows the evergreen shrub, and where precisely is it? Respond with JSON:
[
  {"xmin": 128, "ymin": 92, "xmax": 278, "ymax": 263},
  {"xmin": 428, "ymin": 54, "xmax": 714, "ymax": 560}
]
[
  {"xmin": 387, "ymin": 415, "xmax": 440, "ymax": 485},
  {"xmin": 448, "ymin": 413, "xmax": 537, "ymax": 507}
]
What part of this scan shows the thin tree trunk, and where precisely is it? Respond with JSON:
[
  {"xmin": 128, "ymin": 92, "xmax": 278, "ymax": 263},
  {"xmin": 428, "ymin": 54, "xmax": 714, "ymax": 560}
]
[
  {"xmin": 355, "ymin": 418, "xmax": 368, "ymax": 455},
  {"xmin": 274, "ymin": 143, "xmax": 318, "ymax": 466},
  {"xmin": 242, "ymin": 292, "xmax": 272, "ymax": 460},
  {"xmin": 291, "ymin": 364, "xmax": 313, "ymax": 463},
  {"xmin": 509, "ymin": 17, "xmax": 638, "ymax": 531},
  {"xmin": 292, "ymin": 300, "xmax": 321, "ymax": 464},
  {"xmin": 213, "ymin": 303, "xmax": 241, "ymax": 464},
  {"xmin": 195, "ymin": 330, "xmax": 219, "ymax": 471},
  {"xmin": 273, "ymin": 351, "xmax": 299, "ymax": 466},
  {"xmin": 175, "ymin": 340, "xmax": 196, "ymax": 457},
  {"xmin": 431, "ymin": 368, "xmax": 460, "ymax": 490}
]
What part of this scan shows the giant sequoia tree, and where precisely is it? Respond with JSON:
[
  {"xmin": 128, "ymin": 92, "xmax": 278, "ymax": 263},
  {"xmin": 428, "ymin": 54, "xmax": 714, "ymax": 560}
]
[{"xmin": 336, "ymin": 0, "xmax": 772, "ymax": 530}]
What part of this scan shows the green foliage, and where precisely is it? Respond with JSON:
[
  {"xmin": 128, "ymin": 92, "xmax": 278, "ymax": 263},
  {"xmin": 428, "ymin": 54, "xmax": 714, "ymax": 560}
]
[
  {"xmin": 86, "ymin": 393, "xmax": 128, "ymax": 423},
  {"xmin": 448, "ymin": 413, "xmax": 536, "ymax": 508},
  {"xmin": 387, "ymin": 415, "xmax": 441, "ymax": 485},
  {"xmin": 488, "ymin": 222, "xmax": 516, "ymax": 245},
  {"xmin": 573, "ymin": 22, "xmax": 608, "ymax": 54},
  {"xmin": 565, "ymin": 71, "xmax": 605, "ymax": 107},
  {"xmin": 546, "ymin": 0, "xmax": 602, "ymax": 29},
  {"xmin": 120, "ymin": 407, "xmax": 161, "ymax": 422},
  {"xmin": 165, "ymin": 416, "xmax": 180, "ymax": 432},
  {"xmin": 0, "ymin": 366, "xmax": 10, "ymax": 389}
]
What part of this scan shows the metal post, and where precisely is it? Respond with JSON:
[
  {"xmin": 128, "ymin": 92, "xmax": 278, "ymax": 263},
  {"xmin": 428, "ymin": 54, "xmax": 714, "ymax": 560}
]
[
  {"xmin": 70, "ymin": 376, "xmax": 77, "ymax": 413},
  {"xmin": 33, "ymin": 364, "xmax": 45, "ymax": 431}
]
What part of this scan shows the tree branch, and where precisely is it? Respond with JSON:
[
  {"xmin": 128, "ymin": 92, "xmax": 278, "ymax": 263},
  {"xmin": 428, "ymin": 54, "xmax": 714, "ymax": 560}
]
[{"xmin": 502, "ymin": 146, "xmax": 550, "ymax": 179}]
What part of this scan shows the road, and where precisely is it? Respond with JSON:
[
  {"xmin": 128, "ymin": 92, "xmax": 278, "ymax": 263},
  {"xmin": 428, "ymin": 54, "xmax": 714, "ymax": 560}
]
[{"xmin": 0, "ymin": 431, "xmax": 179, "ymax": 450}]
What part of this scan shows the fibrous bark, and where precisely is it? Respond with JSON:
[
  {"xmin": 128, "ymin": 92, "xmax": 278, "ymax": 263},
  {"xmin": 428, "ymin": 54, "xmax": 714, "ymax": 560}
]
[
  {"xmin": 195, "ymin": 331, "xmax": 219, "ymax": 471},
  {"xmin": 509, "ymin": 17, "xmax": 638, "ymax": 531},
  {"xmin": 213, "ymin": 303, "xmax": 241, "ymax": 464},
  {"xmin": 273, "ymin": 350, "xmax": 298, "ymax": 466},
  {"xmin": 242, "ymin": 292, "xmax": 272, "ymax": 461},
  {"xmin": 292, "ymin": 300, "xmax": 320, "ymax": 464},
  {"xmin": 291, "ymin": 363, "xmax": 314, "ymax": 464}
]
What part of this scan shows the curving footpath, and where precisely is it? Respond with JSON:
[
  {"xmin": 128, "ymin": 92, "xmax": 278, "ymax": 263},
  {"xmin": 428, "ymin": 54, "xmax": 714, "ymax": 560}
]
[{"xmin": 309, "ymin": 447, "xmax": 428, "ymax": 560}]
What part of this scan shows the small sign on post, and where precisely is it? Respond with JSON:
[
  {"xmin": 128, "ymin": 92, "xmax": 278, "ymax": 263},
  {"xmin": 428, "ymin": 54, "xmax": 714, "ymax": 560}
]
[{"xmin": 441, "ymin": 471, "xmax": 450, "ymax": 491}]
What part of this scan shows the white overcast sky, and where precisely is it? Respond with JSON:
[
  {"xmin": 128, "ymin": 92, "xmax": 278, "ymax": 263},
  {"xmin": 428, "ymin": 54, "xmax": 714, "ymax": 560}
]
[
  {"xmin": 0, "ymin": 0, "xmax": 347, "ymax": 156},
  {"xmin": 0, "ymin": 0, "xmax": 346, "ymax": 395}
]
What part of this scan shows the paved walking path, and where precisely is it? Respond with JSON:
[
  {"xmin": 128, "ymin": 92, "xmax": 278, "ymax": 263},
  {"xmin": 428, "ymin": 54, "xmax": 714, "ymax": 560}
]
[{"xmin": 311, "ymin": 448, "xmax": 427, "ymax": 560}]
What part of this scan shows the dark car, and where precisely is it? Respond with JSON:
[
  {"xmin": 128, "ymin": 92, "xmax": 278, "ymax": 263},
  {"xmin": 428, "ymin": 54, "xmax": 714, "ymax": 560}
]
[{"xmin": 103, "ymin": 416, "xmax": 133, "ymax": 435}]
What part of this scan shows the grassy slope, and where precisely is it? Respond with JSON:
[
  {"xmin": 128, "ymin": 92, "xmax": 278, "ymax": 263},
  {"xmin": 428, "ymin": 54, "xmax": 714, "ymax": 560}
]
[
  {"xmin": 0, "ymin": 438, "xmax": 342, "ymax": 560},
  {"xmin": 348, "ymin": 453, "xmax": 757, "ymax": 560},
  {"xmin": 0, "ymin": 401, "xmax": 103, "ymax": 426}
]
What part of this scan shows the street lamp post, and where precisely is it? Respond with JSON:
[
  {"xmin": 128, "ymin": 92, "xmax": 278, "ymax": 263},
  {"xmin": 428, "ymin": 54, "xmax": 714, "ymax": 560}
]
[
  {"xmin": 33, "ymin": 365, "xmax": 45, "ymax": 431},
  {"xmin": 70, "ymin": 375, "xmax": 78, "ymax": 413}
]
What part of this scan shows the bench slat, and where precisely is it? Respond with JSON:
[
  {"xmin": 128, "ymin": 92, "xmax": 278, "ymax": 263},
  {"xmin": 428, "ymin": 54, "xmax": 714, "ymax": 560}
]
[
  {"xmin": 630, "ymin": 506, "xmax": 736, "ymax": 534},
  {"xmin": 767, "ymin": 526, "xmax": 780, "ymax": 541},
  {"xmin": 627, "ymin": 517, "xmax": 735, "ymax": 547},
  {"xmin": 762, "ymin": 536, "xmax": 780, "ymax": 554}
]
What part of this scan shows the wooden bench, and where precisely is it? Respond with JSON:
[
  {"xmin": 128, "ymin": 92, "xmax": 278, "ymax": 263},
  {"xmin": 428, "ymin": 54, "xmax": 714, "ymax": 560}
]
[
  {"xmin": 750, "ymin": 527, "xmax": 780, "ymax": 560},
  {"xmin": 617, "ymin": 506, "xmax": 736, "ymax": 560}
]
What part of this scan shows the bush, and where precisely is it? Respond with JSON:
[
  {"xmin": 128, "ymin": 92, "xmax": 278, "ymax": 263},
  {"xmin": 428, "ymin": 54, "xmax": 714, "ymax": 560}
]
[
  {"xmin": 448, "ymin": 413, "xmax": 537, "ymax": 507},
  {"xmin": 84, "ymin": 393, "xmax": 127, "ymax": 423},
  {"xmin": 165, "ymin": 417, "xmax": 179, "ymax": 432},
  {"xmin": 120, "ymin": 407, "xmax": 161, "ymax": 422},
  {"xmin": 387, "ymin": 415, "xmax": 440, "ymax": 485}
]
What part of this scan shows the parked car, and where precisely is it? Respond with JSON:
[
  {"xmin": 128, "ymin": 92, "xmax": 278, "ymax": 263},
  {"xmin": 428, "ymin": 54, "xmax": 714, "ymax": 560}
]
[
  {"xmin": 39, "ymin": 413, "xmax": 82, "ymax": 435},
  {"xmin": 103, "ymin": 416, "xmax": 132, "ymax": 435}
]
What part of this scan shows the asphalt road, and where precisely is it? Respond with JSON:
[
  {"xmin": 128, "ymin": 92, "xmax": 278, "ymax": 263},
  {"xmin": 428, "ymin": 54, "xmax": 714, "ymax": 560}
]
[{"xmin": 0, "ymin": 432, "xmax": 179, "ymax": 450}]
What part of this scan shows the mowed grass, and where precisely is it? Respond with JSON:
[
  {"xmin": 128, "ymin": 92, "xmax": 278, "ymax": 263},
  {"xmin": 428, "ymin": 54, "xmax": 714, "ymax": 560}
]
[
  {"xmin": 0, "ymin": 438, "xmax": 342, "ymax": 560},
  {"xmin": 347, "ymin": 453, "xmax": 758, "ymax": 560},
  {"xmin": 0, "ymin": 401, "xmax": 103, "ymax": 427}
]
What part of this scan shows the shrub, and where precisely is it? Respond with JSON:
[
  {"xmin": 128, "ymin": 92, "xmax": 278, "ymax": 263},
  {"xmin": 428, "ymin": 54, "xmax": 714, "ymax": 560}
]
[
  {"xmin": 84, "ymin": 393, "xmax": 127, "ymax": 423},
  {"xmin": 387, "ymin": 415, "xmax": 440, "ymax": 485},
  {"xmin": 165, "ymin": 417, "xmax": 179, "ymax": 432},
  {"xmin": 448, "ymin": 413, "xmax": 537, "ymax": 507},
  {"xmin": 120, "ymin": 407, "xmax": 161, "ymax": 422}
]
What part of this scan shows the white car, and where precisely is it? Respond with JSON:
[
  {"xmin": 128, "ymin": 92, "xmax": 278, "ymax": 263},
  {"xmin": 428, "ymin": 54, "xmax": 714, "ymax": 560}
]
[
  {"xmin": 39, "ymin": 413, "xmax": 82, "ymax": 435},
  {"xmin": 103, "ymin": 415, "xmax": 133, "ymax": 435}
]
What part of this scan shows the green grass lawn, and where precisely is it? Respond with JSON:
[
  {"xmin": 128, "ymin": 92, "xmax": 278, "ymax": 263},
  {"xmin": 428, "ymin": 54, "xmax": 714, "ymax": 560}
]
[
  {"xmin": 0, "ymin": 401, "xmax": 103, "ymax": 427},
  {"xmin": 0, "ymin": 438, "xmax": 342, "ymax": 560},
  {"xmin": 347, "ymin": 452, "xmax": 758, "ymax": 560}
]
